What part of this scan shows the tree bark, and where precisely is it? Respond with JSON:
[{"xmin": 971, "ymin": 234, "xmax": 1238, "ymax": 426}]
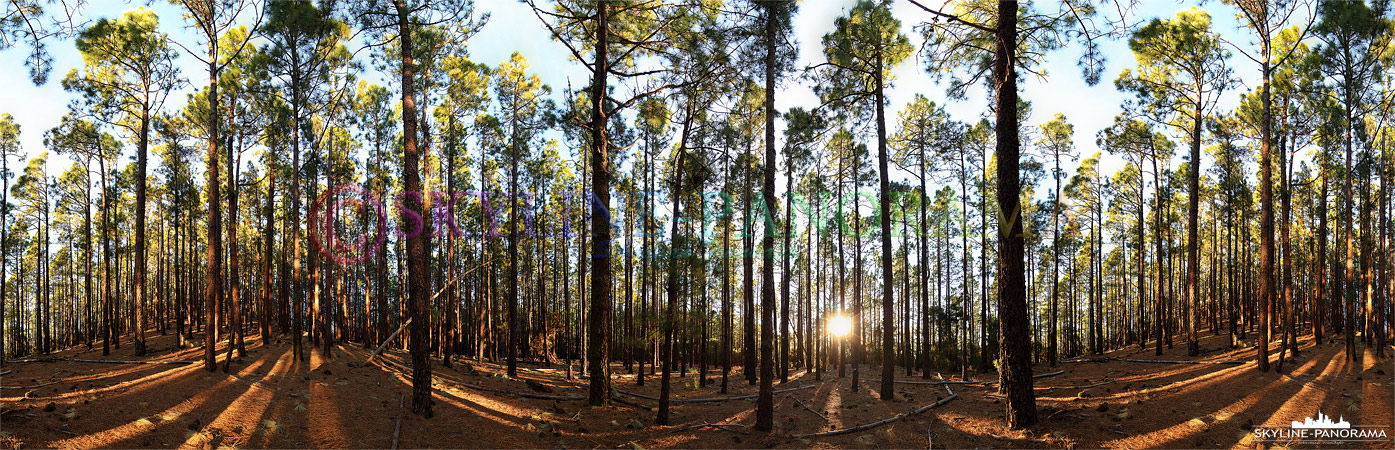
[
  {"xmin": 394, "ymin": 0, "xmax": 434, "ymax": 417},
  {"xmin": 586, "ymin": 1, "xmax": 613, "ymax": 407},
  {"xmin": 994, "ymin": 0, "xmax": 1036, "ymax": 429}
]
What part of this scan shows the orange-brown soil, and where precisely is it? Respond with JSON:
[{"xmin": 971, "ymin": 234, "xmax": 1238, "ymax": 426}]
[{"xmin": 1, "ymin": 332, "xmax": 1390, "ymax": 449}]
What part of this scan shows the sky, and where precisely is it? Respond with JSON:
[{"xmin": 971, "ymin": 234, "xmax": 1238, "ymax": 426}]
[{"xmin": 0, "ymin": 0, "xmax": 1291, "ymax": 211}]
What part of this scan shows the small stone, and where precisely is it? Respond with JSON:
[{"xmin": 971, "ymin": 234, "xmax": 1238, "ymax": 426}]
[
  {"xmin": 42, "ymin": 402, "xmax": 56, "ymax": 412},
  {"xmin": 1096, "ymin": 403, "xmax": 1109, "ymax": 413}
]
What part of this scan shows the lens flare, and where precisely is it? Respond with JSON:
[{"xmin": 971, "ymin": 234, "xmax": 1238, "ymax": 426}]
[{"xmin": 829, "ymin": 315, "xmax": 852, "ymax": 338}]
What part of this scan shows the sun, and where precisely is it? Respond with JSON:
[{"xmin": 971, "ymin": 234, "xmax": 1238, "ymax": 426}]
[{"xmin": 829, "ymin": 314, "xmax": 852, "ymax": 338}]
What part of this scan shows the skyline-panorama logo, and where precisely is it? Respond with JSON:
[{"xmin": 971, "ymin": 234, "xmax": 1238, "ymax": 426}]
[
  {"xmin": 1290, "ymin": 412, "xmax": 1351, "ymax": 429},
  {"xmin": 1253, "ymin": 411, "xmax": 1389, "ymax": 443}
]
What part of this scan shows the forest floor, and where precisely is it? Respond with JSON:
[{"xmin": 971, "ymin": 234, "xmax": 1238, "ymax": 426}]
[{"xmin": 1, "ymin": 332, "xmax": 1391, "ymax": 449}]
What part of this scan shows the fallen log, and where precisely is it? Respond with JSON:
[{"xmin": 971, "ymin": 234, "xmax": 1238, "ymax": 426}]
[
  {"xmin": 792, "ymin": 396, "xmax": 958, "ymax": 439},
  {"xmin": 670, "ymin": 422, "xmax": 749, "ymax": 434},
  {"xmin": 888, "ymin": 379, "xmax": 991, "ymax": 386},
  {"xmin": 1063, "ymin": 357, "xmax": 1245, "ymax": 365},
  {"xmin": 614, "ymin": 389, "xmax": 660, "ymax": 401},
  {"xmin": 609, "ymin": 391, "xmax": 653, "ymax": 410},
  {"xmin": 451, "ymin": 380, "xmax": 584, "ymax": 401},
  {"xmin": 390, "ymin": 395, "xmax": 404, "ymax": 450},
  {"xmin": 792, "ymin": 376, "xmax": 958, "ymax": 439},
  {"xmin": 877, "ymin": 369, "xmax": 1064, "ymax": 386},
  {"xmin": 22, "ymin": 380, "xmax": 61, "ymax": 389},
  {"xmin": 1046, "ymin": 406, "xmax": 1083, "ymax": 420},
  {"xmin": 376, "ymin": 357, "xmax": 586, "ymax": 401},
  {"xmin": 4, "ymin": 358, "xmax": 194, "ymax": 365},
  {"xmin": 617, "ymin": 384, "xmax": 814, "ymax": 404},
  {"xmin": 789, "ymin": 394, "xmax": 828, "ymax": 421},
  {"xmin": 364, "ymin": 318, "xmax": 412, "ymax": 365}
]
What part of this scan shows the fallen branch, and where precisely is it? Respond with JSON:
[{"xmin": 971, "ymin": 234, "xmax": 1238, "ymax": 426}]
[
  {"xmin": 988, "ymin": 433, "xmax": 1051, "ymax": 442},
  {"xmin": 22, "ymin": 380, "xmax": 62, "ymax": 389},
  {"xmin": 616, "ymin": 384, "xmax": 815, "ymax": 404},
  {"xmin": 613, "ymin": 388, "xmax": 659, "ymax": 401},
  {"xmin": 670, "ymin": 422, "xmax": 748, "ymax": 434},
  {"xmin": 1038, "ymin": 379, "xmax": 1114, "ymax": 391},
  {"xmin": 0, "ymin": 370, "xmax": 10, "ymax": 377},
  {"xmin": 1046, "ymin": 406, "xmax": 1082, "ymax": 420},
  {"xmin": 879, "ymin": 369, "xmax": 1065, "ymax": 387},
  {"xmin": 1063, "ymin": 357, "xmax": 1244, "ymax": 365},
  {"xmin": 791, "ymin": 396, "xmax": 959, "ymax": 439},
  {"xmin": 374, "ymin": 356, "xmax": 583, "ymax": 400},
  {"xmin": 792, "ymin": 377, "xmax": 958, "ymax": 439},
  {"xmin": 4, "ymin": 358, "xmax": 193, "ymax": 365},
  {"xmin": 611, "ymin": 394, "xmax": 652, "ymax": 410},
  {"xmin": 889, "ymin": 379, "xmax": 991, "ymax": 386},
  {"xmin": 364, "ymin": 318, "xmax": 413, "ymax": 365},
  {"xmin": 455, "ymin": 381, "xmax": 585, "ymax": 401},
  {"xmin": 391, "ymin": 395, "xmax": 404, "ymax": 450},
  {"xmin": 788, "ymin": 395, "xmax": 828, "ymax": 421}
]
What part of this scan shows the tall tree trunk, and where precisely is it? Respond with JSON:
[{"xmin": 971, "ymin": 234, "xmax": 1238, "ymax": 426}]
[
  {"xmin": 874, "ymin": 50, "xmax": 896, "ymax": 400},
  {"xmin": 508, "ymin": 146, "xmax": 520, "ymax": 378},
  {"xmin": 135, "ymin": 106, "xmax": 150, "ymax": 356},
  {"xmin": 658, "ymin": 128, "xmax": 688, "ymax": 426},
  {"xmin": 0, "ymin": 144, "xmax": 7, "ymax": 363},
  {"xmin": 994, "ymin": 0, "xmax": 1036, "ymax": 429},
  {"xmin": 1316, "ymin": 165, "xmax": 1327, "ymax": 341},
  {"xmin": 1258, "ymin": 50, "xmax": 1274, "ymax": 372},
  {"xmin": 742, "ymin": 140, "xmax": 756, "ymax": 386},
  {"xmin": 756, "ymin": 5, "xmax": 778, "ymax": 427},
  {"xmin": 1152, "ymin": 156, "xmax": 1164, "ymax": 357},
  {"xmin": 1185, "ymin": 103, "xmax": 1202, "ymax": 356},
  {"xmin": 228, "ymin": 105, "xmax": 244, "ymax": 362},
  {"xmin": 1050, "ymin": 153, "xmax": 1061, "ymax": 366},
  {"xmin": 262, "ymin": 174, "xmax": 274, "ymax": 344},
  {"xmin": 586, "ymin": 1, "xmax": 613, "ymax": 406},
  {"xmin": 84, "ymin": 157, "xmax": 93, "ymax": 350},
  {"xmin": 203, "ymin": 31, "xmax": 222, "ymax": 373},
  {"xmin": 395, "ymin": 0, "xmax": 434, "ymax": 416},
  {"xmin": 919, "ymin": 158, "xmax": 930, "ymax": 377}
]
